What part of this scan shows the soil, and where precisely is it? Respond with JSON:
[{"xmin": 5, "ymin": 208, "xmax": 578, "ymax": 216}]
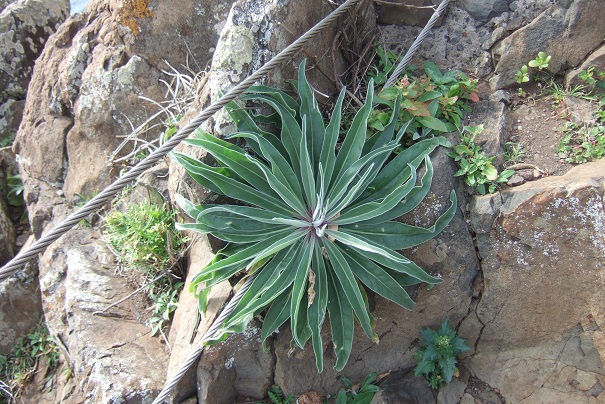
[{"xmin": 507, "ymin": 85, "xmax": 575, "ymax": 178}]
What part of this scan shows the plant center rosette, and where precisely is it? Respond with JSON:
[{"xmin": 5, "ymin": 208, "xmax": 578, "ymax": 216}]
[{"xmin": 172, "ymin": 61, "xmax": 457, "ymax": 372}]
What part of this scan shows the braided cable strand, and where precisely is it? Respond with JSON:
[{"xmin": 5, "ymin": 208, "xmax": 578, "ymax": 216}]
[
  {"xmin": 152, "ymin": 275, "xmax": 256, "ymax": 404},
  {"xmin": 0, "ymin": 0, "xmax": 363, "ymax": 282},
  {"xmin": 383, "ymin": 0, "xmax": 451, "ymax": 89}
]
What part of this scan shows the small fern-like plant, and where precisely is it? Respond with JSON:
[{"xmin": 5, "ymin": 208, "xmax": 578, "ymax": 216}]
[
  {"xmin": 414, "ymin": 318, "xmax": 470, "ymax": 389},
  {"xmin": 173, "ymin": 61, "xmax": 456, "ymax": 372}
]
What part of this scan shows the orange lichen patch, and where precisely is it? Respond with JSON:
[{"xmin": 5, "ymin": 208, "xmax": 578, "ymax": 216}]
[{"xmin": 118, "ymin": 0, "xmax": 153, "ymax": 36}]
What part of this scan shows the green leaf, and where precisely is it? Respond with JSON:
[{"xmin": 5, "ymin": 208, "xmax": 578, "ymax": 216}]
[
  {"xmin": 189, "ymin": 231, "xmax": 298, "ymax": 291},
  {"xmin": 344, "ymin": 190, "xmax": 457, "ymax": 250},
  {"xmin": 171, "ymin": 151, "xmax": 293, "ymax": 216},
  {"xmin": 331, "ymin": 80, "xmax": 375, "ymax": 187},
  {"xmin": 327, "ymin": 268, "xmax": 354, "ymax": 371},
  {"xmin": 299, "ymin": 124, "xmax": 317, "ymax": 209},
  {"xmin": 483, "ymin": 163, "xmax": 498, "ymax": 181},
  {"xmin": 333, "ymin": 166, "xmax": 416, "ymax": 225},
  {"xmin": 230, "ymin": 131, "xmax": 303, "ymax": 199},
  {"xmin": 340, "ymin": 245, "xmax": 415, "ymax": 310},
  {"xmin": 356, "ymin": 137, "xmax": 448, "ymax": 205},
  {"xmin": 298, "ymin": 60, "xmax": 326, "ymax": 169},
  {"xmin": 417, "ymin": 91, "xmax": 443, "ymax": 102},
  {"xmin": 424, "ymin": 61, "xmax": 443, "ymax": 81},
  {"xmin": 416, "ymin": 115, "xmax": 449, "ymax": 132},
  {"xmin": 362, "ymin": 156, "xmax": 433, "ymax": 224},
  {"xmin": 223, "ymin": 245, "xmax": 299, "ymax": 328},
  {"xmin": 353, "ymin": 248, "xmax": 441, "ymax": 285},
  {"xmin": 261, "ymin": 291, "xmax": 292, "ymax": 349},
  {"xmin": 320, "ymin": 87, "xmax": 346, "ymax": 195},
  {"xmin": 246, "ymin": 154, "xmax": 308, "ymax": 216},
  {"xmin": 290, "ymin": 240, "xmax": 314, "ymax": 347},
  {"xmin": 241, "ymin": 93, "xmax": 302, "ymax": 170},
  {"xmin": 323, "ymin": 240, "xmax": 373, "ymax": 339},
  {"xmin": 308, "ymin": 243, "xmax": 328, "ymax": 372}
]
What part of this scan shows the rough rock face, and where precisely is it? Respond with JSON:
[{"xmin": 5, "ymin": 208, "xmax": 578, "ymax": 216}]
[
  {"xmin": 39, "ymin": 229, "xmax": 169, "ymax": 402},
  {"xmin": 0, "ymin": 0, "xmax": 69, "ymax": 139},
  {"xmin": 0, "ymin": 147, "xmax": 16, "ymax": 263},
  {"xmin": 12, "ymin": 0, "xmax": 233, "ymax": 399},
  {"xmin": 459, "ymin": 0, "xmax": 509, "ymax": 23},
  {"xmin": 566, "ymin": 43, "xmax": 605, "ymax": 89},
  {"xmin": 165, "ymin": 236, "xmax": 232, "ymax": 403},
  {"xmin": 0, "ymin": 253, "xmax": 41, "ymax": 354},
  {"xmin": 376, "ymin": 0, "xmax": 445, "ymax": 27},
  {"xmin": 466, "ymin": 159, "xmax": 605, "ymax": 403},
  {"xmin": 197, "ymin": 320, "xmax": 275, "ymax": 402},
  {"xmin": 490, "ymin": 0, "xmax": 605, "ymax": 89},
  {"xmin": 14, "ymin": 0, "xmax": 232, "ymax": 238}
]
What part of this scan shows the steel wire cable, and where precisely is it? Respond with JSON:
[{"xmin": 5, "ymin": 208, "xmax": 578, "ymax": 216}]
[
  {"xmin": 0, "ymin": 0, "xmax": 364, "ymax": 282},
  {"xmin": 383, "ymin": 0, "xmax": 451, "ymax": 89}
]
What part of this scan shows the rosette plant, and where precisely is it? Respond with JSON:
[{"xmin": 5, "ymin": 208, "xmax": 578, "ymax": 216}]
[{"xmin": 172, "ymin": 61, "xmax": 456, "ymax": 372}]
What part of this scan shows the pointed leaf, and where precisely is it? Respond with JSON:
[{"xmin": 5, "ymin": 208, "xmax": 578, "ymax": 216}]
[
  {"xmin": 323, "ymin": 240, "xmax": 373, "ymax": 338},
  {"xmin": 327, "ymin": 267, "xmax": 354, "ymax": 371}
]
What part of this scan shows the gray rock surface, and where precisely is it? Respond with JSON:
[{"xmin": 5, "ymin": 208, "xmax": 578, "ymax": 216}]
[
  {"xmin": 376, "ymin": 0, "xmax": 445, "ymax": 27},
  {"xmin": 465, "ymin": 158, "xmax": 605, "ymax": 403},
  {"xmin": 490, "ymin": 0, "xmax": 605, "ymax": 89},
  {"xmin": 459, "ymin": 0, "xmax": 509, "ymax": 23},
  {"xmin": 11, "ymin": 0, "xmax": 233, "ymax": 398},
  {"xmin": 0, "ymin": 0, "xmax": 69, "ymax": 139},
  {"xmin": 166, "ymin": 236, "xmax": 233, "ymax": 403},
  {"xmin": 566, "ymin": 43, "xmax": 605, "ymax": 89},
  {"xmin": 14, "ymin": 0, "xmax": 232, "ymax": 237},
  {"xmin": 464, "ymin": 92, "xmax": 509, "ymax": 167},
  {"xmin": 197, "ymin": 319, "xmax": 275, "ymax": 402},
  {"xmin": 39, "ymin": 229, "xmax": 169, "ymax": 402},
  {"xmin": 0, "ymin": 147, "xmax": 16, "ymax": 263},
  {"xmin": 0, "ymin": 242, "xmax": 41, "ymax": 354}
]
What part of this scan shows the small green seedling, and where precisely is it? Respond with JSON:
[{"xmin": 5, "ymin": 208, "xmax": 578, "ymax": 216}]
[
  {"xmin": 528, "ymin": 51, "xmax": 551, "ymax": 71},
  {"xmin": 336, "ymin": 372, "xmax": 380, "ymax": 404},
  {"xmin": 414, "ymin": 318, "xmax": 469, "ymax": 390},
  {"xmin": 448, "ymin": 125, "xmax": 515, "ymax": 194},
  {"xmin": 259, "ymin": 385, "xmax": 294, "ymax": 404},
  {"xmin": 555, "ymin": 122, "xmax": 605, "ymax": 163},
  {"xmin": 515, "ymin": 65, "xmax": 529, "ymax": 84},
  {"xmin": 148, "ymin": 282, "xmax": 185, "ymax": 336},
  {"xmin": 504, "ymin": 141, "xmax": 526, "ymax": 166}
]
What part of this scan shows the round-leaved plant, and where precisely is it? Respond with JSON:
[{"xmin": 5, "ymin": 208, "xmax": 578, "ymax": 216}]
[{"xmin": 172, "ymin": 60, "xmax": 456, "ymax": 372}]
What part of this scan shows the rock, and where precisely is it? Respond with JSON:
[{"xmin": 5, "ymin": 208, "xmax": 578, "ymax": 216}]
[
  {"xmin": 196, "ymin": 320, "xmax": 275, "ymax": 402},
  {"xmin": 465, "ymin": 158, "xmax": 605, "ymax": 403},
  {"xmin": 39, "ymin": 229, "xmax": 169, "ymax": 402},
  {"xmin": 205, "ymin": 0, "xmax": 371, "ymax": 116},
  {"xmin": 0, "ymin": 0, "xmax": 17, "ymax": 12},
  {"xmin": 490, "ymin": 0, "xmax": 605, "ymax": 89},
  {"xmin": 458, "ymin": 0, "xmax": 509, "ymax": 23},
  {"xmin": 376, "ymin": 0, "xmax": 446, "ymax": 27},
  {"xmin": 565, "ymin": 96, "xmax": 596, "ymax": 126},
  {"xmin": 0, "ymin": 146, "xmax": 20, "ymax": 264},
  {"xmin": 465, "ymin": 93, "xmax": 509, "ymax": 167},
  {"xmin": 370, "ymin": 369, "xmax": 435, "ymax": 403},
  {"xmin": 14, "ymin": 0, "xmax": 231, "ymax": 237},
  {"xmin": 437, "ymin": 378, "xmax": 467, "ymax": 403},
  {"xmin": 166, "ymin": 236, "xmax": 232, "ymax": 403},
  {"xmin": 378, "ymin": 5, "xmax": 494, "ymax": 77},
  {"xmin": 0, "ymin": 198, "xmax": 14, "ymax": 264},
  {"xmin": 0, "ymin": 236, "xmax": 42, "ymax": 354},
  {"xmin": 566, "ymin": 44, "xmax": 605, "ymax": 89},
  {"xmin": 0, "ymin": 0, "xmax": 69, "ymax": 139}
]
